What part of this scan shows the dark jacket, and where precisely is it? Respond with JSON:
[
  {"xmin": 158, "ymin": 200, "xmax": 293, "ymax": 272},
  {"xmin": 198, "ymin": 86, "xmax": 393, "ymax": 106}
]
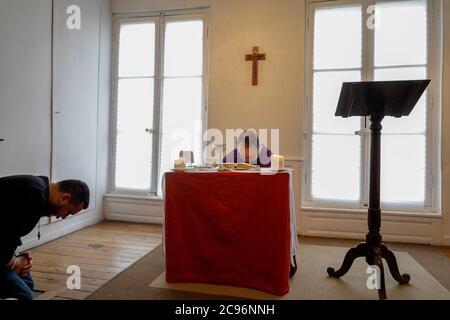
[
  {"xmin": 222, "ymin": 145, "xmax": 273, "ymax": 168},
  {"xmin": 0, "ymin": 175, "xmax": 49, "ymax": 266}
]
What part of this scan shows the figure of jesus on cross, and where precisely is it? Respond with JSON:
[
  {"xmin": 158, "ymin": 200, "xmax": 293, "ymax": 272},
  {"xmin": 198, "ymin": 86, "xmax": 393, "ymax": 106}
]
[{"xmin": 245, "ymin": 46, "xmax": 266, "ymax": 86}]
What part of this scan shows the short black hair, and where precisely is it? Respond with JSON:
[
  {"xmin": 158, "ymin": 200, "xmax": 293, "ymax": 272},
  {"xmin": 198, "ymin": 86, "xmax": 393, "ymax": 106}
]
[
  {"xmin": 57, "ymin": 180, "xmax": 90, "ymax": 209},
  {"xmin": 238, "ymin": 130, "xmax": 260, "ymax": 149}
]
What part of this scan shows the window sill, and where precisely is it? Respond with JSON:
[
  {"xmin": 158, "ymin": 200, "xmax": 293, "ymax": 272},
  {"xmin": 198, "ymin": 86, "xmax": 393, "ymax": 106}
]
[{"xmin": 300, "ymin": 206, "xmax": 442, "ymax": 219}]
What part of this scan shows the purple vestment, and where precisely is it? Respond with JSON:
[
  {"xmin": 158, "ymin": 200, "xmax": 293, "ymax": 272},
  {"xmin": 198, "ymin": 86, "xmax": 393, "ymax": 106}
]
[{"xmin": 222, "ymin": 146, "xmax": 272, "ymax": 168}]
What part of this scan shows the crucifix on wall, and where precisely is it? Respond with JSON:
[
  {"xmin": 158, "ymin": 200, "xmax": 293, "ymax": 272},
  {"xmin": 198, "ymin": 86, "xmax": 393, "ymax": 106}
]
[{"xmin": 245, "ymin": 46, "xmax": 266, "ymax": 86}]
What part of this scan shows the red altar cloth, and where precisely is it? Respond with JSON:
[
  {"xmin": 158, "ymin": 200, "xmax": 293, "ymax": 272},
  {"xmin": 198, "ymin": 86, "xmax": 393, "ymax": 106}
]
[{"xmin": 164, "ymin": 171, "xmax": 292, "ymax": 296}]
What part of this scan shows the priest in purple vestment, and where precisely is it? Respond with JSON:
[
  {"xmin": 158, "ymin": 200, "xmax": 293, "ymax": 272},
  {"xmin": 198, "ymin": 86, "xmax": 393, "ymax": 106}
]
[{"xmin": 222, "ymin": 130, "xmax": 272, "ymax": 168}]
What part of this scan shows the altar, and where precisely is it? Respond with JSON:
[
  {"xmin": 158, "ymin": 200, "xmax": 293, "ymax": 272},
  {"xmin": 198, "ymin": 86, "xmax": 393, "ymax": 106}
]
[{"xmin": 163, "ymin": 170, "xmax": 298, "ymax": 296}]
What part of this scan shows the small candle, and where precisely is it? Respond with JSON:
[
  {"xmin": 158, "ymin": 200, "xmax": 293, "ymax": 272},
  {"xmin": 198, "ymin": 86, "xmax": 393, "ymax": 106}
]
[{"xmin": 271, "ymin": 155, "xmax": 285, "ymax": 171}]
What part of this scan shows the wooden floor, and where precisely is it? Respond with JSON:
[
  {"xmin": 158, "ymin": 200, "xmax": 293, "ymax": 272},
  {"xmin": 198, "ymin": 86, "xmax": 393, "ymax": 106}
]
[
  {"xmin": 28, "ymin": 221, "xmax": 450, "ymax": 300},
  {"xmin": 445, "ymin": 248, "xmax": 450, "ymax": 259},
  {"xmin": 29, "ymin": 221, "xmax": 162, "ymax": 300}
]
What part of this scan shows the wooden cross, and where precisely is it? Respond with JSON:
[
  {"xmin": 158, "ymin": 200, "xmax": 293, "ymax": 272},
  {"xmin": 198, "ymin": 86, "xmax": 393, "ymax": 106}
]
[{"xmin": 245, "ymin": 46, "xmax": 266, "ymax": 86}]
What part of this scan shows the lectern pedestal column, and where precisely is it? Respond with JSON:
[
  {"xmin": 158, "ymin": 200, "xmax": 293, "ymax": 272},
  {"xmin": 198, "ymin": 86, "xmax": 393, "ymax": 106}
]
[
  {"xmin": 329, "ymin": 79, "xmax": 430, "ymax": 300},
  {"xmin": 327, "ymin": 115, "xmax": 411, "ymax": 300}
]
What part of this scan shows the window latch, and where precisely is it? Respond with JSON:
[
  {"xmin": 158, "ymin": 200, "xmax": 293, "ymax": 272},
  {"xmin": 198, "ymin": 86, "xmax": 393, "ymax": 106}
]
[
  {"xmin": 145, "ymin": 128, "xmax": 159, "ymax": 135},
  {"xmin": 354, "ymin": 129, "xmax": 367, "ymax": 136}
]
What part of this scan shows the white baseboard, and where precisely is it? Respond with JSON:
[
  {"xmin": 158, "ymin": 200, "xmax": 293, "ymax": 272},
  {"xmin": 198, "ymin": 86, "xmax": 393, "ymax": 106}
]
[
  {"xmin": 443, "ymin": 236, "xmax": 450, "ymax": 246},
  {"xmin": 104, "ymin": 194, "xmax": 164, "ymax": 225},
  {"xmin": 301, "ymin": 210, "xmax": 443, "ymax": 245},
  {"xmin": 106, "ymin": 212, "xmax": 163, "ymax": 224},
  {"xmin": 19, "ymin": 210, "xmax": 104, "ymax": 251}
]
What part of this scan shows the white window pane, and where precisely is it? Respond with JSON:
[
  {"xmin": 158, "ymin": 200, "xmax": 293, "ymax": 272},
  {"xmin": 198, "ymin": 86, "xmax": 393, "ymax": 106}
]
[
  {"xmin": 164, "ymin": 20, "xmax": 203, "ymax": 77},
  {"xmin": 115, "ymin": 133, "xmax": 152, "ymax": 190},
  {"xmin": 115, "ymin": 78, "xmax": 154, "ymax": 190},
  {"xmin": 314, "ymin": 5, "xmax": 362, "ymax": 69},
  {"xmin": 381, "ymin": 135, "xmax": 426, "ymax": 204},
  {"xmin": 312, "ymin": 135, "xmax": 361, "ymax": 201},
  {"xmin": 375, "ymin": 67, "xmax": 427, "ymax": 134},
  {"xmin": 313, "ymin": 71, "xmax": 361, "ymax": 134},
  {"xmin": 158, "ymin": 78, "xmax": 203, "ymax": 194},
  {"xmin": 117, "ymin": 79, "xmax": 154, "ymax": 132},
  {"xmin": 374, "ymin": 0, "xmax": 427, "ymax": 67},
  {"xmin": 118, "ymin": 22, "xmax": 155, "ymax": 77},
  {"xmin": 375, "ymin": 66, "xmax": 427, "ymax": 81}
]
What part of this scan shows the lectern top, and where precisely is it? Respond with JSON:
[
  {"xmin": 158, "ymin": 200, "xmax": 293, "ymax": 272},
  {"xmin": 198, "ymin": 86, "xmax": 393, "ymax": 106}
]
[{"xmin": 335, "ymin": 80, "xmax": 430, "ymax": 118}]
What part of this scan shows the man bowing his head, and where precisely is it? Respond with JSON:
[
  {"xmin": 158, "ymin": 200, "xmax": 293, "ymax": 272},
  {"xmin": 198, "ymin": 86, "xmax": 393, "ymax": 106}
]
[{"xmin": 0, "ymin": 175, "xmax": 90, "ymax": 300}]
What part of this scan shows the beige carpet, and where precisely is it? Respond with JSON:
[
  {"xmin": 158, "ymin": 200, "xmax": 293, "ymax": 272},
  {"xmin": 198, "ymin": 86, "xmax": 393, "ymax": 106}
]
[{"xmin": 150, "ymin": 244, "xmax": 450, "ymax": 300}]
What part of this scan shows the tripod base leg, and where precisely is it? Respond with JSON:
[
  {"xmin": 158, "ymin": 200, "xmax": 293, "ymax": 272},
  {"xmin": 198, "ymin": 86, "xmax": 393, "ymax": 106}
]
[
  {"xmin": 381, "ymin": 244, "xmax": 411, "ymax": 285},
  {"xmin": 327, "ymin": 243, "xmax": 366, "ymax": 279}
]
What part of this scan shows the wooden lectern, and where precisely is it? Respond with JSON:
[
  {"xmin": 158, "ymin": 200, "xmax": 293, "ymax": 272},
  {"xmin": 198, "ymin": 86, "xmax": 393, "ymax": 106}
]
[{"xmin": 328, "ymin": 80, "xmax": 431, "ymax": 300}]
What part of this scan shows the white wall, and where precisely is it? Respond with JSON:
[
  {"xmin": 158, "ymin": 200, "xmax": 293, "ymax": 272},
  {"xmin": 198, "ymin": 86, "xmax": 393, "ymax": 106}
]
[
  {"xmin": 207, "ymin": 0, "xmax": 304, "ymax": 158},
  {"xmin": 0, "ymin": 0, "xmax": 52, "ymax": 177},
  {"xmin": 441, "ymin": 0, "xmax": 450, "ymax": 245},
  {"xmin": 21, "ymin": 0, "xmax": 112, "ymax": 251},
  {"xmin": 112, "ymin": 0, "xmax": 209, "ymax": 12},
  {"xmin": 52, "ymin": 0, "xmax": 102, "ymax": 212},
  {"xmin": 0, "ymin": 0, "xmax": 112, "ymax": 250},
  {"xmin": 109, "ymin": 0, "xmax": 450, "ymax": 245}
]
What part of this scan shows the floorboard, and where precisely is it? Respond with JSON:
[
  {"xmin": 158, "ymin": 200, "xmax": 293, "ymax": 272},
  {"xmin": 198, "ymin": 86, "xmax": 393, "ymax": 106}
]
[{"xmin": 29, "ymin": 221, "xmax": 162, "ymax": 300}]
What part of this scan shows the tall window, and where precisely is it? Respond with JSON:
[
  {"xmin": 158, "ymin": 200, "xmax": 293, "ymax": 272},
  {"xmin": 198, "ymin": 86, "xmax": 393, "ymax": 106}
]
[
  {"xmin": 112, "ymin": 13, "xmax": 208, "ymax": 195},
  {"xmin": 305, "ymin": 0, "xmax": 441, "ymax": 211}
]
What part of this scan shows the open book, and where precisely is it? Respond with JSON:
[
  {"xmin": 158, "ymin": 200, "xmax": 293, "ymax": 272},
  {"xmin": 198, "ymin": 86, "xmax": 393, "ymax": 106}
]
[{"xmin": 220, "ymin": 163, "xmax": 260, "ymax": 170}]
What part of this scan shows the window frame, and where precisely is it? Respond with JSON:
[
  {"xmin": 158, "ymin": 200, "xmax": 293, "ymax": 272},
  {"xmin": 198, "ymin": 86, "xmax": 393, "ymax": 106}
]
[
  {"xmin": 110, "ymin": 10, "xmax": 210, "ymax": 196},
  {"xmin": 303, "ymin": 0, "xmax": 442, "ymax": 213}
]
